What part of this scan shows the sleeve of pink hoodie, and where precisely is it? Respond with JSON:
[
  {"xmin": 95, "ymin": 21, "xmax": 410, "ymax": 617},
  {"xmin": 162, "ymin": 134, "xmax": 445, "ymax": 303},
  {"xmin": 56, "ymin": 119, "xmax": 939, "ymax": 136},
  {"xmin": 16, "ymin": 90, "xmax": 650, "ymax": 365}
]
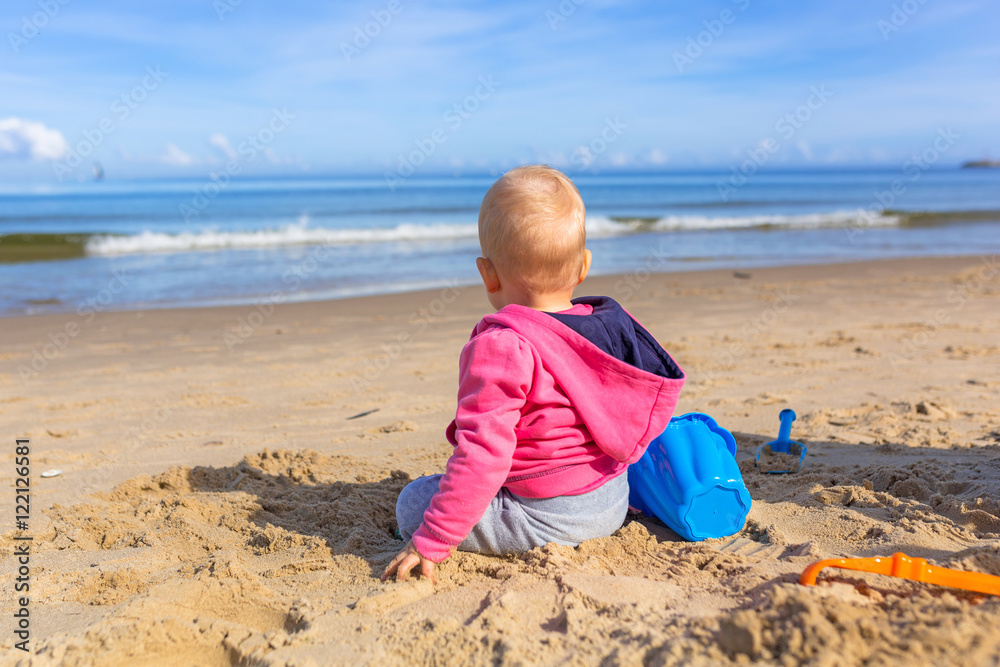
[{"xmin": 411, "ymin": 327, "xmax": 533, "ymax": 562}]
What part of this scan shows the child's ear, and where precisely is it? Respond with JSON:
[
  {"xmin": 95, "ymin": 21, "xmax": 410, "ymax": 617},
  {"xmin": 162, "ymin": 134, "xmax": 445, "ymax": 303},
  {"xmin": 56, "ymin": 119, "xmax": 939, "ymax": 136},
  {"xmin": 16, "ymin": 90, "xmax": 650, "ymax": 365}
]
[
  {"xmin": 476, "ymin": 257, "xmax": 501, "ymax": 293},
  {"xmin": 577, "ymin": 249, "xmax": 592, "ymax": 285}
]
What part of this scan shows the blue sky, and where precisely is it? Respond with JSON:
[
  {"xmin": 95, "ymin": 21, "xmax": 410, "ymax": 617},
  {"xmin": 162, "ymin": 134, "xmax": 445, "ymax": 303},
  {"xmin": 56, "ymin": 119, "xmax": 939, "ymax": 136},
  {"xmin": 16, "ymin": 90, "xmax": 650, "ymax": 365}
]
[{"xmin": 1, "ymin": 0, "xmax": 998, "ymax": 182}]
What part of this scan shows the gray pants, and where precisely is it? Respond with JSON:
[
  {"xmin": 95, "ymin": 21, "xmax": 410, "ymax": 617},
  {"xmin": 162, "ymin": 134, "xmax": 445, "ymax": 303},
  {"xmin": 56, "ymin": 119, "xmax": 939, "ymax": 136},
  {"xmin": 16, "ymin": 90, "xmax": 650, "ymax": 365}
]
[{"xmin": 396, "ymin": 472, "xmax": 630, "ymax": 556}]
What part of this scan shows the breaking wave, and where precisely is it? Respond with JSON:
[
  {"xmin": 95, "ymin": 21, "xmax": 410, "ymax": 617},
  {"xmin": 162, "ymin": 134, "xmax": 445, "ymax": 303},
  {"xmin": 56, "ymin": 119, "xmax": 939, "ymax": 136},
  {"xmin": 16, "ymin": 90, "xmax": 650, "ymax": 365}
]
[{"xmin": 29, "ymin": 208, "xmax": 990, "ymax": 258}]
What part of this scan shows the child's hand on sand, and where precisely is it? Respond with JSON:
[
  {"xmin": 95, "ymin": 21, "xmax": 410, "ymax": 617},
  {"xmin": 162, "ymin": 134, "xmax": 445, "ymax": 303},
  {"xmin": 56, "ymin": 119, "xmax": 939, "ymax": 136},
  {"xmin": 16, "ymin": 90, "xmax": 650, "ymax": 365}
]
[{"xmin": 381, "ymin": 540, "xmax": 436, "ymax": 584}]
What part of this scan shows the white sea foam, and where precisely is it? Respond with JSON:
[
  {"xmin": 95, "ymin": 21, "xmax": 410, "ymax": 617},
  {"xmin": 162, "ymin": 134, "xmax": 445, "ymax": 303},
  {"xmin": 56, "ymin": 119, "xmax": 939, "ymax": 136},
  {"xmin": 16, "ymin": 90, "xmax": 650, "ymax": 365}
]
[
  {"xmin": 85, "ymin": 222, "xmax": 480, "ymax": 255},
  {"xmin": 85, "ymin": 210, "xmax": 899, "ymax": 256},
  {"xmin": 585, "ymin": 210, "xmax": 900, "ymax": 236}
]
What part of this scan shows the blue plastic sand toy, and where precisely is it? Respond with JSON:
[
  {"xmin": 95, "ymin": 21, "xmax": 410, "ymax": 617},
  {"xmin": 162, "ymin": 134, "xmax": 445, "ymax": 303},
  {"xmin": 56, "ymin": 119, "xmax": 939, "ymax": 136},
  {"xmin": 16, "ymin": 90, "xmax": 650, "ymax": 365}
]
[
  {"xmin": 755, "ymin": 409, "xmax": 807, "ymax": 474},
  {"xmin": 628, "ymin": 413, "xmax": 752, "ymax": 541}
]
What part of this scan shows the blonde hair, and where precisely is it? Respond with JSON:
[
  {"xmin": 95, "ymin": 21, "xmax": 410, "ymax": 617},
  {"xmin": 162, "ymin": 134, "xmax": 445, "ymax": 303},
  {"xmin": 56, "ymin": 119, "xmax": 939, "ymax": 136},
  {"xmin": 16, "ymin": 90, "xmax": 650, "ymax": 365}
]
[{"xmin": 478, "ymin": 165, "xmax": 586, "ymax": 292}]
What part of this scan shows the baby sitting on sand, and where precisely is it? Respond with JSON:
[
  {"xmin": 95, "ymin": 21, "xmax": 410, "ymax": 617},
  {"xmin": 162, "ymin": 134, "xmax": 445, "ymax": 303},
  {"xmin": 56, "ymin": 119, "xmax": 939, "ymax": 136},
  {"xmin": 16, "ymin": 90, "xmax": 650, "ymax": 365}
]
[{"xmin": 383, "ymin": 165, "xmax": 686, "ymax": 582}]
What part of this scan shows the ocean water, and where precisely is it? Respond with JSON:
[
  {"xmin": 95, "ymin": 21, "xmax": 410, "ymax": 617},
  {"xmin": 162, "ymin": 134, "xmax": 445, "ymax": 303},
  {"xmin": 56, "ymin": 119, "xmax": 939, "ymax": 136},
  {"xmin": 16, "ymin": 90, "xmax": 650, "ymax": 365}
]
[{"xmin": 1, "ymin": 169, "xmax": 999, "ymax": 317}]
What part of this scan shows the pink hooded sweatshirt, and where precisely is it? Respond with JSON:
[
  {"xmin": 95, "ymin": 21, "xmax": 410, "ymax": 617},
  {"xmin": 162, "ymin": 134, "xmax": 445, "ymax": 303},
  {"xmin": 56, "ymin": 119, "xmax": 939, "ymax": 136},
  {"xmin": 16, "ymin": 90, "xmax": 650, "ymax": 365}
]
[{"xmin": 411, "ymin": 296, "xmax": 685, "ymax": 562}]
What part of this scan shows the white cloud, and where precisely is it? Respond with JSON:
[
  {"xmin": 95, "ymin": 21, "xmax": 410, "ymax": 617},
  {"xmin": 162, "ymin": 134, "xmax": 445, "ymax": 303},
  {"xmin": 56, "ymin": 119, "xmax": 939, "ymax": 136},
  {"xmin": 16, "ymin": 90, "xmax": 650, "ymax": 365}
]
[
  {"xmin": 160, "ymin": 143, "xmax": 196, "ymax": 166},
  {"xmin": 0, "ymin": 117, "xmax": 68, "ymax": 161},
  {"xmin": 646, "ymin": 148, "xmax": 669, "ymax": 165},
  {"xmin": 208, "ymin": 133, "xmax": 237, "ymax": 160},
  {"xmin": 823, "ymin": 146, "xmax": 865, "ymax": 164},
  {"xmin": 609, "ymin": 152, "xmax": 628, "ymax": 167},
  {"xmin": 531, "ymin": 150, "xmax": 569, "ymax": 167},
  {"xmin": 796, "ymin": 140, "xmax": 813, "ymax": 161},
  {"xmin": 867, "ymin": 147, "xmax": 892, "ymax": 162}
]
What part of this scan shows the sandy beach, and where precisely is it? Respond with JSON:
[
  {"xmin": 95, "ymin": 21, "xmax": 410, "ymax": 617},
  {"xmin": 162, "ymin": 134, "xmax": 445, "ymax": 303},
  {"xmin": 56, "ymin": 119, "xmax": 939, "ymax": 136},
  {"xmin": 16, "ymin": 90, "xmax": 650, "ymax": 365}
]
[{"xmin": 1, "ymin": 255, "xmax": 999, "ymax": 666}]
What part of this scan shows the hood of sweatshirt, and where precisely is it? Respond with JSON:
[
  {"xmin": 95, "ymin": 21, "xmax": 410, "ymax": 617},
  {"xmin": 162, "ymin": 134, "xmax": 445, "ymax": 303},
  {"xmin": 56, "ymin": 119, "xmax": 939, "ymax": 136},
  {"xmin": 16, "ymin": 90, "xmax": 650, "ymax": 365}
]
[{"xmin": 477, "ymin": 296, "xmax": 685, "ymax": 464}]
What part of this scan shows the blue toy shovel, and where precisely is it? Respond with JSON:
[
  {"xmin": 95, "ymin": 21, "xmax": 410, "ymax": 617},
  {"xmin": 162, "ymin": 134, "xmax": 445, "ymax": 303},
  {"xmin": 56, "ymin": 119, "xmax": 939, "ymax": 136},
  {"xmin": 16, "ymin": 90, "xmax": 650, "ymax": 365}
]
[
  {"xmin": 755, "ymin": 409, "xmax": 806, "ymax": 473},
  {"xmin": 628, "ymin": 413, "xmax": 752, "ymax": 541}
]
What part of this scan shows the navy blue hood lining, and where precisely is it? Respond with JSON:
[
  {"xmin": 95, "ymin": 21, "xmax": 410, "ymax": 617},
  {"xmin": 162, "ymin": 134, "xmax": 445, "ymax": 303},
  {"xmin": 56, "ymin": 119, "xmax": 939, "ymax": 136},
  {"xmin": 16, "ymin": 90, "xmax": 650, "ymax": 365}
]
[{"xmin": 545, "ymin": 296, "xmax": 683, "ymax": 380}]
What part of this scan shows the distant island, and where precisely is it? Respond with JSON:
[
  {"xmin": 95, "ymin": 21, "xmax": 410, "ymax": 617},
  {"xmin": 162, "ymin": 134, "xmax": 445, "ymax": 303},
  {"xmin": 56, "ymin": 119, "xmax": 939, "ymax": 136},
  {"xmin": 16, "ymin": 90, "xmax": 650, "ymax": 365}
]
[{"xmin": 962, "ymin": 159, "xmax": 1000, "ymax": 168}]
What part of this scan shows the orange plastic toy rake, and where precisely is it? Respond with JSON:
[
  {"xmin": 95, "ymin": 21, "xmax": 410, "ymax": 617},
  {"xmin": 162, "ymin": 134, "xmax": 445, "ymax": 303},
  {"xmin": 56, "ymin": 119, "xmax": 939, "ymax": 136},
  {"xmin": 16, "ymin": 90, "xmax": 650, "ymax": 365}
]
[{"xmin": 800, "ymin": 552, "xmax": 1000, "ymax": 596}]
